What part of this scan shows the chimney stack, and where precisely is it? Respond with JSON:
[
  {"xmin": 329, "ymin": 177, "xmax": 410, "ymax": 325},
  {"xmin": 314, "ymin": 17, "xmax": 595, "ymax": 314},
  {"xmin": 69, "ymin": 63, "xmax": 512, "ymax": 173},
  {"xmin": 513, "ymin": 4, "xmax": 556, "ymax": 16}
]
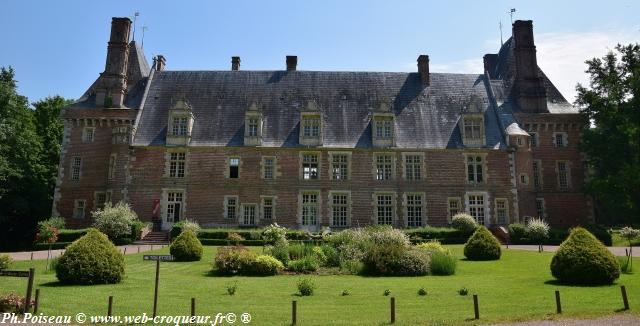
[
  {"xmin": 96, "ymin": 17, "xmax": 132, "ymax": 108},
  {"xmin": 417, "ymin": 55, "xmax": 429, "ymax": 85},
  {"xmin": 483, "ymin": 54, "xmax": 498, "ymax": 78},
  {"xmin": 155, "ymin": 55, "xmax": 166, "ymax": 71},
  {"xmin": 231, "ymin": 56, "xmax": 241, "ymax": 71},
  {"xmin": 286, "ymin": 56, "xmax": 297, "ymax": 71},
  {"xmin": 512, "ymin": 20, "xmax": 548, "ymax": 113}
]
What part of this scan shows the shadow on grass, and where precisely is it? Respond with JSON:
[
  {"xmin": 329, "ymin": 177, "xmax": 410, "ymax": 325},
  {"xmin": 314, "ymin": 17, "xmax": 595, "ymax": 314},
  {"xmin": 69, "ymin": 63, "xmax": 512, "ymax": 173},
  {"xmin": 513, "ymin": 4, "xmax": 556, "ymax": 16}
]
[{"xmin": 544, "ymin": 279, "xmax": 620, "ymax": 288}]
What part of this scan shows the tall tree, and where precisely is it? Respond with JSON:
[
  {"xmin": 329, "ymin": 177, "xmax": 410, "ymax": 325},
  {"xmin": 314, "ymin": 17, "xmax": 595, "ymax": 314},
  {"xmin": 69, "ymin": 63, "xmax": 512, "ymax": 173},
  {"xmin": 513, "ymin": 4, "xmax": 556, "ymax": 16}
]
[{"xmin": 576, "ymin": 44, "xmax": 640, "ymax": 225}]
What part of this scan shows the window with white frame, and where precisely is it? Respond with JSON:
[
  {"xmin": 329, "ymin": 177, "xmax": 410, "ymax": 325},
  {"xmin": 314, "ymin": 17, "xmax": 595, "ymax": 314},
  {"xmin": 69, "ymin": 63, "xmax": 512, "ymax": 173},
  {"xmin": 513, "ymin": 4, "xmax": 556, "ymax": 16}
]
[
  {"xmin": 375, "ymin": 154, "xmax": 393, "ymax": 180},
  {"xmin": 73, "ymin": 199, "xmax": 86, "ymax": 219},
  {"xmin": 448, "ymin": 197, "xmax": 462, "ymax": 221},
  {"xmin": 169, "ymin": 152, "xmax": 186, "ymax": 178},
  {"xmin": 171, "ymin": 116, "xmax": 189, "ymax": 136},
  {"xmin": 166, "ymin": 191, "xmax": 183, "ymax": 223},
  {"xmin": 95, "ymin": 192, "xmax": 107, "ymax": 210},
  {"xmin": 404, "ymin": 154, "xmax": 422, "ymax": 180},
  {"xmin": 530, "ymin": 132, "xmax": 539, "ymax": 147},
  {"xmin": 375, "ymin": 119, "xmax": 393, "ymax": 139},
  {"xmin": 242, "ymin": 204, "xmax": 257, "ymax": 226},
  {"xmin": 108, "ymin": 154, "xmax": 117, "ymax": 180},
  {"xmin": 467, "ymin": 194, "xmax": 485, "ymax": 225},
  {"xmin": 532, "ymin": 160, "xmax": 542, "ymax": 189},
  {"xmin": 464, "ymin": 118, "xmax": 483, "ymax": 140},
  {"xmin": 557, "ymin": 161, "xmax": 570, "ymax": 189},
  {"xmin": 406, "ymin": 193, "xmax": 424, "ymax": 227},
  {"xmin": 520, "ymin": 173, "xmax": 529, "ymax": 185},
  {"xmin": 466, "ymin": 155, "xmax": 485, "ymax": 183},
  {"xmin": 82, "ymin": 127, "xmax": 95, "ymax": 143},
  {"xmin": 331, "ymin": 154, "xmax": 349, "ymax": 180},
  {"xmin": 554, "ymin": 132, "xmax": 567, "ymax": 147},
  {"xmin": 71, "ymin": 157, "xmax": 82, "ymax": 181},
  {"xmin": 224, "ymin": 196, "xmax": 238, "ymax": 220},
  {"xmin": 302, "ymin": 116, "xmax": 321, "ymax": 138},
  {"xmin": 247, "ymin": 118, "xmax": 259, "ymax": 137},
  {"xmin": 372, "ymin": 114, "xmax": 395, "ymax": 147},
  {"xmin": 535, "ymin": 198, "xmax": 546, "ymax": 218},
  {"xmin": 112, "ymin": 125, "xmax": 129, "ymax": 144},
  {"xmin": 331, "ymin": 192, "xmax": 349, "ymax": 227},
  {"xmin": 301, "ymin": 192, "xmax": 319, "ymax": 226},
  {"xmin": 495, "ymin": 198, "xmax": 508, "ymax": 224},
  {"xmin": 376, "ymin": 194, "xmax": 394, "ymax": 225},
  {"xmin": 262, "ymin": 197, "xmax": 275, "ymax": 220},
  {"xmin": 229, "ymin": 158, "xmax": 240, "ymax": 179},
  {"xmin": 302, "ymin": 153, "xmax": 319, "ymax": 180},
  {"xmin": 263, "ymin": 157, "xmax": 275, "ymax": 180}
]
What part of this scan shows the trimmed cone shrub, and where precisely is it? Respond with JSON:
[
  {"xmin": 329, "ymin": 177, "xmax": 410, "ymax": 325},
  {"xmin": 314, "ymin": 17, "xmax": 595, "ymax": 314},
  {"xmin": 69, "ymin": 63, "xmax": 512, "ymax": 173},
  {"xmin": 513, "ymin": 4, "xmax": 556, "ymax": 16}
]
[
  {"xmin": 244, "ymin": 255, "xmax": 284, "ymax": 276},
  {"xmin": 550, "ymin": 227, "xmax": 620, "ymax": 285},
  {"xmin": 56, "ymin": 228, "xmax": 125, "ymax": 284},
  {"xmin": 170, "ymin": 230, "xmax": 203, "ymax": 261},
  {"xmin": 464, "ymin": 226, "xmax": 501, "ymax": 261}
]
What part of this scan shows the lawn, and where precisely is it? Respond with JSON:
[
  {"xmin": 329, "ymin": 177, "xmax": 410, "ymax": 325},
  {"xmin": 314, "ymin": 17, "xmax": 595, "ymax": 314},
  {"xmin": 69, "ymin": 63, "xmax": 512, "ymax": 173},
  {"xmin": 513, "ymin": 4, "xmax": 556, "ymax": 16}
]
[{"xmin": 1, "ymin": 246, "xmax": 639, "ymax": 325}]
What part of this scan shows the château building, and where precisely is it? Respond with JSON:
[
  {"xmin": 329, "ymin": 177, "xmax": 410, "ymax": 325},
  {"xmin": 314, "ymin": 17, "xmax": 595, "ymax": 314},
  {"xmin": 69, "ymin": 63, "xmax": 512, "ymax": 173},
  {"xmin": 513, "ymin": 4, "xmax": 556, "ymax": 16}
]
[{"xmin": 53, "ymin": 17, "xmax": 592, "ymax": 231}]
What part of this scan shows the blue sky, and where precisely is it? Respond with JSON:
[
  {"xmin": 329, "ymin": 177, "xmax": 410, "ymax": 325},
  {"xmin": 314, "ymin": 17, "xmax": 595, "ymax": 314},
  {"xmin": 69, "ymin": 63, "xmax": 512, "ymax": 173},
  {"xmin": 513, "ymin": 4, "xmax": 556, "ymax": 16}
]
[{"xmin": 2, "ymin": 0, "xmax": 638, "ymax": 104}]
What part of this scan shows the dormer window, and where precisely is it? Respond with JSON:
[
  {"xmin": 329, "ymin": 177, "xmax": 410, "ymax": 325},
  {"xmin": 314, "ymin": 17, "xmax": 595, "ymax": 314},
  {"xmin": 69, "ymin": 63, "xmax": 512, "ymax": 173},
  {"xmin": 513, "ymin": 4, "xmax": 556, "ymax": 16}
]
[
  {"xmin": 372, "ymin": 101, "xmax": 395, "ymax": 148},
  {"xmin": 244, "ymin": 103, "xmax": 263, "ymax": 146},
  {"xmin": 375, "ymin": 120, "xmax": 393, "ymax": 139},
  {"xmin": 166, "ymin": 99, "xmax": 194, "ymax": 147},
  {"xmin": 460, "ymin": 96, "xmax": 486, "ymax": 147},
  {"xmin": 299, "ymin": 101, "xmax": 323, "ymax": 146}
]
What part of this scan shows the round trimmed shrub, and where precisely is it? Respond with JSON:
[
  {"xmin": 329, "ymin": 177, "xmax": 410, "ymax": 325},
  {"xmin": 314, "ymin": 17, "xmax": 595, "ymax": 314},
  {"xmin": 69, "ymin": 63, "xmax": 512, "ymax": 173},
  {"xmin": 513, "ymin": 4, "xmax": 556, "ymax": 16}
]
[
  {"xmin": 170, "ymin": 230, "xmax": 203, "ymax": 261},
  {"xmin": 56, "ymin": 228, "xmax": 125, "ymax": 284},
  {"xmin": 245, "ymin": 255, "xmax": 284, "ymax": 276},
  {"xmin": 507, "ymin": 223, "xmax": 526, "ymax": 243},
  {"xmin": 214, "ymin": 246, "xmax": 256, "ymax": 275},
  {"xmin": 451, "ymin": 213, "xmax": 478, "ymax": 234},
  {"xmin": 550, "ymin": 227, "xmax": 620, "ymax": 285},
  {"xmin": 463, "ymin": 226, "xmax": 501, "ymax": 261},
  {"xmin": 416, "ymin": 240, "xmax": 450, "ymax": 254}
]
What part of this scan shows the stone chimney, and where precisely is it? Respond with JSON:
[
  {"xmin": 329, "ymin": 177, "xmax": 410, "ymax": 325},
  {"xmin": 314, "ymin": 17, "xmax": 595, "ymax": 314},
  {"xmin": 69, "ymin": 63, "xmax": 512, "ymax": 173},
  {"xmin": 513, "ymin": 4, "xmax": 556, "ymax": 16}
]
[
  {"xmin": 483, "ymin": 54, "xmax": 498, "ymax": 78},
  {"xmin": 286, "ymin": 56, "xmax": 297, "ymax": 71},
  {"xmin": 512, "ymin": 20, "xmax": 548, "ymax": 113},
  {"xmin": 417, "ymin": 55, "xmax": 429, "ymax": 86},
  {"xmin": 155, "ymin": 55, "xmax": 166, "ymax": 71},
  {"xmin": 96, "ymin": 17, "xmax": 131, "ymax": 108},
  {"xmin": 231, "ymin": 56, "xmax": 241, "ymax": 71}
]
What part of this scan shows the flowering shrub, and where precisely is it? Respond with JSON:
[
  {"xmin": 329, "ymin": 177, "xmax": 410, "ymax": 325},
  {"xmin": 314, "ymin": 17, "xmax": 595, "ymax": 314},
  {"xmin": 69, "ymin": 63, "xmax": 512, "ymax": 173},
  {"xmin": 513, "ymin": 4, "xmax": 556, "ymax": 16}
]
[
  {"xmin": 35, "ymin": 217, "xmax": 65, "ymax": 244},
  {"xmin": 262, "ymin": 223, "xmax": 288, "ymax": 246},
  {"xmin": 92, "ymin": 202, "xmax": 139, "ymax": 240},
  {"xmin": 416, "ymin": 240, "xmax": 450, "ymax": 255},
  {"xmin": 526, "ymin": 218, "xmax": 550, "ymax": 242},
  {"xmin": 451, "ymin": 213, "xmax": 478, "ymax": 234},
  {"xmin": 0, "ymin": 293, "xmax": 35, "ymax": 314}
]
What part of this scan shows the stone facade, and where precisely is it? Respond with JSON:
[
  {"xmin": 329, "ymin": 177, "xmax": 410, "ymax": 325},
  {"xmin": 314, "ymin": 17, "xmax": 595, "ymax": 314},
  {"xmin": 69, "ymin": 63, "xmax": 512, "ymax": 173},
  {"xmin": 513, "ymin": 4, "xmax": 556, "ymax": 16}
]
[{"xmin": 53, "ymin": 17, "xmax": 592, "ymax": 231}]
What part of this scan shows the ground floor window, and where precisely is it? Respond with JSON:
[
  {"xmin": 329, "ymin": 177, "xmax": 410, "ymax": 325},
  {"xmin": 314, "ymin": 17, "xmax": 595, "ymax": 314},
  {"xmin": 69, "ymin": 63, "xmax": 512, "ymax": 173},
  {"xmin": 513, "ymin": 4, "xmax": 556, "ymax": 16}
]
[
  {"xmin": 73, "ymin": 199, "xmax": 85, "ymax": 219},
  {"xmin": 224, "ymin": 196, "xmax": 238, "ymax": 220},
  {"xmin": 467, "ymin": 194, "xmax": 485, "ymax": 225},
  {"xmin": 536, "ymin": 198, "xmax": 546, "ymax": 219},
  {"xmin": 166, "ymin": 191, "xmax": 183, "ymax": 223},
  {"xmin": 447, "ymin": 197, "xmax": 462, "ymax": 222},
  {"xmin": 406, "ymin": 194, "xmax": 424, "ymax": 227},
  {"xmin": 262, "ymin": 197, "xmax": 275, "ymax": 220},
  {"xmin": 495, "ymin": 198, "xmax": 508, "ymax": 224},
  {"xmin": 331, "ymin": 192, "xmax": 349, "ymax": 227},
  {"xmin": 376, "ymin": 194, "xmax": 394, "ymax": 225},
  {"xmin": 301, "ymin": 192, "xmax": 319, "ymax": 226},
  {"xmin": 242, "ymin": 204, "xmax": 257, "ymax": 226}
]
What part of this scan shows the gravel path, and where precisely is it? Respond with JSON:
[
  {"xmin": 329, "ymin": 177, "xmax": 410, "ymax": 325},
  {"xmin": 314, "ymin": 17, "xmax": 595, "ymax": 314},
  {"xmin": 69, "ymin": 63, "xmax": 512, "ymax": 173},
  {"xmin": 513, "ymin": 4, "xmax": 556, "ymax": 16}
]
[
  {"xmin": 504, "ymin": 245, "xmax": 637, "ymax": 257},
  {"xmin": 490, "ymin": 314, "xmax": 640, "ymax": 326},
  {"xmin": 2, "ymin": 243, "xmax": 169, "ymax": 261}
]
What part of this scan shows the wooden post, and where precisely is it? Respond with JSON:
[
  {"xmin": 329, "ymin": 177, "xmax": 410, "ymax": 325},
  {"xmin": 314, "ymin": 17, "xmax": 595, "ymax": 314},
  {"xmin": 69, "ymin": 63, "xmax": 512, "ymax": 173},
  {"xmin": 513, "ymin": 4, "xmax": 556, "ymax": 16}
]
[
  {"xmin": 124, "ymin": 247, "xmax": 127, "ymax": 255},
  {"xmin": 30, "ymin": 252, "xmax": 33, "ymax": 261},
  {"xmin": 390, "ymin": 297, "xmax": 396, "ymax": 324},
  {"xmin": 24, "ymin": 268, "xmax": 35, "ymax": 313},
  {"xmin": 621, "ymin": 286, "xmax": 630, "ymax": 310},
  {"xmin": 292, "ymin": 300, "xmax": 297, "ymax": 325},
  {"xmin": 191, "ymin": 298, "xmax": 195, "ymax": 316},
  {"xmin": 151, "ymin": 244, "xmax": 154, "ymax": 251},
  {"xmin": 473, "ymin": 294, "xmax": 480, "ymax": 320},
  {"xmin": 153, "ymin": 260, "xmax": 160, "ymax": 318},
  {"xmin": 555, "ymin": 290, "xmax": 562, "ymax": 314},
  {"xmin": 108, "ymin": 296, "xmax": 113, "ymax": 316},
  {"xmin": 138, "ymin": 246, "xmax": 140, "ymax": 253},
  {"xmin": 33, "ymin": 289, "xmax": 40, "ymax": 314}
]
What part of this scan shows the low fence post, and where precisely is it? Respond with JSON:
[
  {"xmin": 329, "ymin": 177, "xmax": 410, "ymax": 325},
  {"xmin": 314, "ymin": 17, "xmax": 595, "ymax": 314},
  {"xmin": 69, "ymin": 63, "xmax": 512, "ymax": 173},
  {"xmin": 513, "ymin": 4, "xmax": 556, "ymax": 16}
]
[
  {"xmin": 292, "ymin": 300, "xmax": 297, "ymax": 325},
  {"xmin": 108, "ymin": 296, "xmax": 113, "ymax": 316},
  {"xmin": 191, "ymin": 298, "xmax": 195, "ymax": 316},
  {"xmin": 555, "ymin": 290, "xmax": 562, "ymax": 314},
  {"xmin": 24, "ymin": 268, "xmax": 35, "ymax": 313},
  {"xmin": 473, "ymin": 294, "xmax": 480, "ymax": 320},
  {"xmin": 33, "ymin": 289, "xmax": 40, "ymax": 314},
  {"xmin": 621, "ymin": 286, "xmax": 630, "ymax": 310},
  {"xmin": 390, "ymin": 297, "xmax": 396, "ymax": 324}
]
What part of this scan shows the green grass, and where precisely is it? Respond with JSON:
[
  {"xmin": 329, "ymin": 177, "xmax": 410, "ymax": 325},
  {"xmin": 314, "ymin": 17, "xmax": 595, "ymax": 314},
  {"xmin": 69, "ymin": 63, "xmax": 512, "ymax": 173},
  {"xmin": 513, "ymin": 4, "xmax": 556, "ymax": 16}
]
[
  {"xmin": 612, "ymin": 233, "xmax": 640, "ymax": 247},
  {"xmin": 1, "ymin": 246, "xmax": 639, "ymax": 325}
]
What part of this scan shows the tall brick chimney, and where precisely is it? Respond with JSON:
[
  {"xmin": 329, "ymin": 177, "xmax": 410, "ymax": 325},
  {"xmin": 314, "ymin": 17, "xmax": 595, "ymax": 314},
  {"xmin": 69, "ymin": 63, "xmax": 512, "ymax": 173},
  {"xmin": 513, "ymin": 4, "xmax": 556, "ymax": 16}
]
[
  {"xmin": 96, "ymin": 17, "xmax": 131, "ymax": 108},
  {"xmin": 155, "ymin": 55, "xmax": 166, "ymax": 71},
  {"xmin": 231, "ymin": 56, "xmax": 240, "ymax": 71},
  {"xmin": 417, "ymin": 55, "xmax": 429, "ymax": 86},
  {"xmin": 512, "ymin": 20, "xmax": 548, "ymax": 113},
  {"xmin": 286, "ymin": 56, "xmax": 297, "ymax": 71},
  {"xmin": 483, "ymin": 54, "xmax": 498, "ymax": 78}
]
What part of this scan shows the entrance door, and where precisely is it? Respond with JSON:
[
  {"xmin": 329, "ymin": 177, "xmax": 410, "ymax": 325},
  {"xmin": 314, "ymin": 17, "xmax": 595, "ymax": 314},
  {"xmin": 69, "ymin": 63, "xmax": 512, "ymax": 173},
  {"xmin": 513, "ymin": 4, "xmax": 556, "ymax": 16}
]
[{"xmin": 164, "ymin": 191, "xmax": 183, "ymax": 230}]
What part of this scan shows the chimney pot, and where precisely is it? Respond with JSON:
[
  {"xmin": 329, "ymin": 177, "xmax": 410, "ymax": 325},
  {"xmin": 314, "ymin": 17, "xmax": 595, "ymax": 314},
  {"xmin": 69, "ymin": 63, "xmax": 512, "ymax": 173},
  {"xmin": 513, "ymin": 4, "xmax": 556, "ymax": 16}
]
[
  {"xmin": 417, "ymin": 55, "xmax": 430, "ymax": 85},
  {"xmin": 155, "ymin": 55, "xmax": 166, "ymax": 71},
  {"xmin": 231, "ymin": 56, "xmax": 241, "ymax": 71},
  {"xmin": 286, "ymin": 55, "xmax": 297, "ymax": 71}
]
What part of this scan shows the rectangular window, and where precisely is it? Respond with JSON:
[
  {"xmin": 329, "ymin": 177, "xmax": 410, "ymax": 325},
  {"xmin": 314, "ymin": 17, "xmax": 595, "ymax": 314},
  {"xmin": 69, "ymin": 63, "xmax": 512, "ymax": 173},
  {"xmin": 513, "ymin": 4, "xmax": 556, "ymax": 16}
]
[
  {"xmin": 554, "ymin": 133, "xmax": 567, "ymax": 147},
  {"xmin": 532, "ymin": 160, "xmax": 542, "ymax": 189},
  {"xmin": 557, "ymin": 161, "xmax": 569, "ymax": 189},
  {"xmin": 229, "ymin": 158, "xmax": 240, "ymax": 179},
  {"xmin": 263, "ymin": 157, "xmax": 275, "ymax": 180},
  {"xmin": 247, "ymin": 118, "xmax": 259, "ymax": 137},
  {"xmin": 376, "ymin": 194, "xmax": 394, "ymax": 225},
  {"xmin": 406, "ymin": 194, "xmax": 423, "ymax": 227},
  {"xmin": 225, "ymin": 197, "xmax": 237, "ymax": 220},
  {"xmin": 495, "ymin": 198, "xmax": 508, "ymax": 224},
  {"xmin": 466, "ymin": 155, "xmax": 484, "ymax": 183},
  {"xmin": 448, "ymin": 198, "xmax": 462, "ymax": 221},
  {"xmin": 536, "ymin": 198, "xmax": 546, "ymax": 218},
  {"xmin": 169, "ymin": 152, "xmax": 186, "ymax": 178},
  {"xmin": 331, "ymin": 193, "xmax": 349, "ymax": 227},
  {"xmin": 530, "ymin": 132, "xmax": 538, "ymax": 147},
  {"xmin": 95, "ymin": 192, "xmax": 107, "ymax": 210},
  {"xmin": 82, "ymin": 127, "xmax": 95, "ymax": 143},
  {"xmin": 468, "ymin": 194, "xmax": 485, "ymax": 225},
  {"xmin": 166, "ymin": 191, "xmax": 183, "ymax": 223},
  {"xmin": 242, "ymin": 204, "xmax": 257, "ymax": 226},
  {"xmin": 262, "ymin": 197, "xmax": 274, "ymax": 220},
  {"xmin": 375, "ymin": 120, "xmax": 393, "ymax": 139},
  {"xmin": 172, "ymin": 117, "xmax": 188, "ymax": 136},
  {"xmin": 404, "ymin": 155, "xmax": 422, "ymax": 180},
  {"xmin": 71, "ymin": 157, "xmax": 82, "ymax": 181},
  {"xmin": 73, "ymin": 200, "xmax": 85, "ymax": 219},
  {"xmin": 331, "ymin": 154, "xmax": 349, "ymax": 180},
  {"xmin": 108, "ymin": 154, "xmax": 117, "ymax": 180},
  {"xmin": 375, "ymin": 154, "xmax": 393, "ymax": 180},
  {"xmin": 301, "ymin": 193, "xmax": 318, "ymax": 226},
  {"xmin": 464, "ymin": 119, "xmax": 482, "ymax": 140},
  {"xmin": 302, "ymin": 154, "xmax": 319, "ymax": 180},
  {"xmin": 303, "ymin": 117, "xmax": 321, "ymax": 137}
]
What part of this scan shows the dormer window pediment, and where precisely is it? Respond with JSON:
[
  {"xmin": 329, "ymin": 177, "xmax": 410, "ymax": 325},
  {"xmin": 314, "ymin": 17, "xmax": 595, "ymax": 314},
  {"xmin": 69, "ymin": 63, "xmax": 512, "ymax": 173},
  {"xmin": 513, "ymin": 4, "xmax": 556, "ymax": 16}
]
[
  {"xmin": 244, "ymin": 103, "xmax": 263, "ymax": 146},
  {"xmin": 166, "ymin": 99, "xmax": 194, "ymax": 147}
]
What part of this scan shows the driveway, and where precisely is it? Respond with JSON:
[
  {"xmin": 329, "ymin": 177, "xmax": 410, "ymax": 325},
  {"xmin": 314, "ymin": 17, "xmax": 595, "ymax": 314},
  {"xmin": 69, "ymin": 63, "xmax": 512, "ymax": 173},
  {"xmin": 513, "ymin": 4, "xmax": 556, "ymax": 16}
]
[
  {"xmin": 504, "ymin": 245, "xmax": 637, "ymax": 257},
  {"xmin": 2, "ymin": 244, "xmax": 168, "ymax": 261}
]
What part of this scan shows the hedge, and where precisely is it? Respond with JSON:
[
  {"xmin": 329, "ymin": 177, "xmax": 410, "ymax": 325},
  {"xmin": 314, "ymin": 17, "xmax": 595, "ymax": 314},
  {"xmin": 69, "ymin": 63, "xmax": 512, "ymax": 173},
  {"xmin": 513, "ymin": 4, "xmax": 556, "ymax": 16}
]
[
  {"xmin": 508, "ymin": 224, "xmax": 612, "ymax": 246},
  {"xmin": 57, "ymin": 229, "xmax": 89, "ymax": 242},
  {"xmin": 33, "ymin": 242, "xmax": 72, "ymax": 250},
  {"xmin": 405, "ymin": 227, "xmax": 468, "ymax": 244}
]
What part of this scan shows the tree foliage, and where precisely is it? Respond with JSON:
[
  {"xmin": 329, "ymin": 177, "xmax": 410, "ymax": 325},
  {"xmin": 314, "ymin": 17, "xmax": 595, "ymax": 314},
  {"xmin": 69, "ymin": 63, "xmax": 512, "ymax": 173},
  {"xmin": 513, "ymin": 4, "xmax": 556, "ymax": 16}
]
[{"xmin": 576, "ymin": 44, "xmax": 640, "ymax": 224}]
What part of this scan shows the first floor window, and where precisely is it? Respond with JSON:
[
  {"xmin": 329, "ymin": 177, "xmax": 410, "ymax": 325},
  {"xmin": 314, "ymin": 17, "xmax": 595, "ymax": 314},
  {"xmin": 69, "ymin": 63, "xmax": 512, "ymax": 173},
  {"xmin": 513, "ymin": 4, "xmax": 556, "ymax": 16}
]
[
  {"xmin": 404, "ymin": 155, "xmax": 422, "ymax": 180},
  {"xmin": 262, "ymin": 197, "xmax": 274, "ymax": 220},
  {"xmin": 495, "ymin": 199, "xmax": 508, "ymax": 224},
  {"xmin": 169, "ymin": 152, "xmax": 186, "ymax": 178},
  {"xmin": 554, "ymin": 133, "xmax": 567, "ymax": 147},
  {"xmin": 466, "ymin": 155, "xmax": 484, "ymax": 183},
  {"xmin": 301, "ymin": 193, "xmax": 319, "ymax": 226},
  {"xmin": 82, "ymin": 127, "xmax": 95, "ymax": 143},
  {"xmin": 242, "ymin": 205, "xmax": 257, "ymax": 226},
  {"xmin": 71, "ymin": 157, "xmax": 82, "ymax": 181},
  {"xmin": 557, "ymin": 161, "xmax": 569, "ymax": 189},
  {"xmin": 406, "ymin": 194, "xmax": 423, "ymax": 227},
  {"xmin": 73, "ymin": 200, "xmax": 86, "ymax": 219},
  {"xmin": 467, "ymin": 194, "xmax": 485, "ymax": 225},
  {"xmin": 536, "ymin": 198, "xmax": 546, "ymax": 218},
  {"xmin": 376, "ymin": 154, "xmax": 393, "ymax": 180},
  {"xmin": 331, "ymin": 154, "xmax": 349, "ymax": 180},
  {"xmin": 166, "ymin": 191, "xmax": 183, "ymax": 223},
  {"xmin": 95, "ymin": 192, "xmax": 107, "ymax": 210},
  {"xmin": 263, "ymin": 157, "xmax": 275, "ymax": 180},
  {"xmin": 229, "ymin": 158, "xmax": 240, "ymax": 178},
  {"xmin": 532, "ymin": 160, "xmax": 542, "ymax": 189},
  {"xmin": 376, "ymin": 194, "xmax": 394, "ymax": 225},
  {"xmin": 108, "ymin": 154, "xmax": 117, "ymax": 180},
  {"xmin": 530, "ymin": 132, "xmax": 538, "ymax": 147},
  {"xmin": 302, "ymin": 154, "xmax": 319, "ymax": 180},
  {"xmin": 225, "ymin": 197, "xmax": 237, "ymax": 219},
  {"xmin": 448, "ymin": 198, "xmax": 462, "ymax": 220},
  {"xmin": 331, "ymin": 193, "xmax": 349, "ymax": 227}
]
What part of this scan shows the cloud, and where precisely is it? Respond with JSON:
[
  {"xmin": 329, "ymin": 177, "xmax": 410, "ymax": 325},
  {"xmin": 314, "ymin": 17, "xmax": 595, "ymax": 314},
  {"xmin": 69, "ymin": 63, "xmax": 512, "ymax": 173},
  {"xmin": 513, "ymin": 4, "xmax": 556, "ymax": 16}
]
[{"xmin": 431, "ymin": 59, "xmax": 482, "ymax": 75}]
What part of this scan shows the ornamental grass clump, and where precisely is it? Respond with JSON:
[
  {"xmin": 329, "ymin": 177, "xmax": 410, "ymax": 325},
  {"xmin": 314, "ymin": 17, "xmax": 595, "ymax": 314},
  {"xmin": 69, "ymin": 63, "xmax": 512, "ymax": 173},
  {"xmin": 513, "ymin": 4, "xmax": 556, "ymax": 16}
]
[
  {"xmin": 451, "ymin": 213, "xmax": 478, "ymax": 235},
  {"xmin": 526, "ymin": 218, "xmax": 550, "ymax": 252},
  {"xmin": 463, "ymin": 226, "xmax": 501, "ymax": 261},
  {"xmin": 550, "ymin": 227, "xmax": 620, "ymax": 285},
  {"xmin": 170, "ymin": 230, "xmax": 203, "ymax": 261}
]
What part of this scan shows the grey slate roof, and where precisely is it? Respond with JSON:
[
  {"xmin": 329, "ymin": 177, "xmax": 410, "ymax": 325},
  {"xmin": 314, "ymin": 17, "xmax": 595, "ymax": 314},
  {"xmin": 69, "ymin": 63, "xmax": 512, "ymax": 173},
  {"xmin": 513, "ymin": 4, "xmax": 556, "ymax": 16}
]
[{"xmin": 132, "ymin": 71, "xmax": 506, "ymax": 149}]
